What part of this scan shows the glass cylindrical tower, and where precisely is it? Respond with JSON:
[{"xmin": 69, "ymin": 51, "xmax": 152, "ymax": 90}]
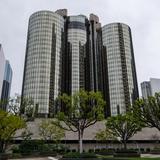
[
  {"xmin": 67, "ymin": 15, "xmax": 87, "ymax": 95},
  {"xmin": 21, "ymin": 11, "xmax": 64, "ymax": 116},
  {"xmin": 102, "ymin": 23, "xmax": 139, "ymax": 116}
]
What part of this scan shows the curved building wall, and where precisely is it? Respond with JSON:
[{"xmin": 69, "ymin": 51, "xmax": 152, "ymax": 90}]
[
  {"xmin": 67, "ymin": 15, "xmax": 87, "ymax": 94},
  {"xmin": 22, "ymin": 11, "xmax": 64, "ymax": 116},
  {"xmin": 102, "ymin": 23, "xmax": 138, "ymax": 116}
]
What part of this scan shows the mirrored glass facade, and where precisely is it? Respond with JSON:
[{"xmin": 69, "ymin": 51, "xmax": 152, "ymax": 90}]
[
  {"xmin": 0, "ymin": 44, "xmax": 5, "ymax": 97},
  {"xmin": 22, "ymin": 10, "xmax": 139, "ymax": 117},
  {"xmin": 1, "ymin": 60, "xmax": 13, "ymax": 111},
  {"xmin": 102, "ymin": 23, "xmax": 139, "ymax": 116},
  {"xmin": 22, "ymin": 11, "xmax": 64, "ymax": 116},
  {"xmin": 0, "ymin": 45, "xmax": 13, "ymax": 111},
  {"xmin": 68, "ymin": 15, "xmax": 87, "ymax": 94},
  {"xmin": 141, "ymin": 78, "xmax": 160, "ymax": 99}
]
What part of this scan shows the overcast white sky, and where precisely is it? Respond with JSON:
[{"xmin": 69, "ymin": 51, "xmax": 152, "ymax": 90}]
[{"xmin": 0, "ymin": 0, "xmax": 160, "ymax": 96}]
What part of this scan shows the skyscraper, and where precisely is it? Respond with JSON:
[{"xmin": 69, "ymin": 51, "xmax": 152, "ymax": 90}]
[
  {"xmin": 21, "ymin": 9, "xmax": 139, "ymax": 117},
  {"xmin": 0, "ymin": 44, "xmax": 5, "ymax": 97},
  {"xmin": 21, "ymin": 11, "xmax": 64, "ymax": 117},
  {"xmin": 89, "ymin": 14, "xmax": 101, "ymax": 92},
  {"xmin": 102, "ymin": 23, "xmax": 139, "ymax": 115},
  {"xmin": 141, "ymin": 81, "xmax": 151, "ymax": 99},
  {"xmin": 0, "ymin": 44, "xmax": 13, "ymax": 110},
  {"xmin": 1, "ymin": 60, "xmax": 13, "ymax": 110},
  {"xmin": 67, "ymin": 15, "xmax": 87, "ymax": 95},
  {"xmin": 141, "ymin": 78, "xmax": 160, "ymax": 99}
]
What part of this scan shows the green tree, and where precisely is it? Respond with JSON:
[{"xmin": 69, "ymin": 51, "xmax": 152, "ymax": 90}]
[
  {"xmin": 39, "ymin": 119, "xmax": 64, "ymax": 141},
  {"xmin": 20, "ymin": 97, "xmax": 38, "ymax": 120},
  {"xmin": 95, "ymin": 128, "xmax": 116, "ymax": 141},
  {"xmin": 133, "ymin": 93, "xmax": 160, "ymax": 131},
  {"xmin": 105, "ymin": 112, "xmax": 144, "ymax": 150},
  {"xmin": 54, "ymin": 90, "xmax": 105, "ymax": 153},
  {"xmin": 21, "ymin": 127, "xmax": 33, "ymax": 141},
  {"xmin": 0, "ymin": 110, "xmax": 26, "ymax": 153},
  {"xmin": 95, "ymin": 128, "xmax": 116, "ymax": 149},
  {"xmin": 0, "ymin": 99, "xmax": 8, "ymax": 109},
  {"xmin": 8, "ymin": 95, "xmax": 21, "ymax": 115}
]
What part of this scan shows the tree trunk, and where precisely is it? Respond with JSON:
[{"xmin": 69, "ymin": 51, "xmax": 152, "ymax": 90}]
[
  {"xmin": 79, "ymin": 130, "xmax": 83, "ymax": 153},
  {"xmin": 0, "ymin": 140, "xmax": 5, "ymax": 153},
  {"xmin": 123, "ymin": 140, "xmax": 127, "ymax": 150}
]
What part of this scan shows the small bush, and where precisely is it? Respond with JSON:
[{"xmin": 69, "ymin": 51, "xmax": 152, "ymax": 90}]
[
  {"xmin": 88, "ymin": 149, "xmax": 94, "ymax": 153},
  {"xmin": 146, "ymin": 148, "xmax": 150, "ymax": 152},
  {"xmin": 66, "ymin": 149, "xmax": 71, "ymax": 153},
  {"xmin": 151, "ymin": 147, "xmax": 160, "ymax": 154},
  {"xmin": 63, "ymin": 152, "xmax": 97, "ymax": 158},
  {"xmin": 140, "ymin": 148, "xmax": 145, "ymax": 152},
  {"xmin": 114, "ymin": 149, "xmax": 140, "ymax": 157},
  {"xmin": 95, "ymin": 148, "xmax": 100, "ymax": 153},
  {"xmin": 100, "ymin": 148, "xmax": 111, "ymax": 152},
  {"xmin": 116, "ymin": 149, "xmax": 138, "ymax": 153},
  {"xmin": 11, "ymin": 153, "xmax": 22, "ymax": 159},
  {"xmin": 12, "ymin": 146, "xmax": 20, "ymax": 153},
  {"xmin": 18, "ymin": 140, "xmax": 44, "ymax": 154},
  {"xmin": 134, "ymin": 148, "xmax": 139, "ymax": 152},
  {"xmin": 71, "ymin": 149, "xmax": 77, "ymax": 152},
  {"xmin": 58, "ymin": 148, "xmax": 65, "ymax": 154},
  {"xmin": 96, "ymin": 148, "xmax": 114, "ymax": 155}
]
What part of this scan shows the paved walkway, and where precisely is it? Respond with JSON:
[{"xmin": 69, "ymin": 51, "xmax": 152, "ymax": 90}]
[
  {"xmin": 141, "ymin": 154, "xmax": 160, "ymax": 158},
  {"xmin": 9, "ymin": 157, "xmax": 58, "ymax": 160},
  {"xmin": 9, "ymin": 158, "xmax": 48, "ymax": 160}
]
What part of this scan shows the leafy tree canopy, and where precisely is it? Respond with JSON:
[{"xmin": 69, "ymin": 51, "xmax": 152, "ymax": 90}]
[
  {"xmin": 54, "ymin": 90, "xmax": 106, "ymax": 153},
  {"xmin": 0, "ymin": 110, "xmax": 26, "ymax": 152},
  {"xmin": 105, "ymin": 112, "xmax": 144, "ymax": 149},
  {"xmin": 55, "ymin": 90, "xmax": 105, "ymax": 132},
  {"xmin": 95, "ymin": 128, "xmax": 116, "ymax": 141},
  {"xmin": 8, "ymin": 95, "xmax": 21, "ymax": 115},
  {"xmin": 39, "ymin": 119, "xmax": 64, "ymax": 141},
  {"xmin": 133, "ymin": 93, "xmax": 160, "ymax": 131}
]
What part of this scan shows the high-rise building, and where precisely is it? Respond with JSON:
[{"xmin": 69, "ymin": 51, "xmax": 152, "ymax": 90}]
[
  {"xmin": 102, "ymin": 23, "xmax": 139, "ymax": 115},
  {"xmin": 0, "ymin": 44, "xmax": 13, "ymax": 110},
  {"xmin": 89, "ymin": 14, "xmax": 101, "ymax": 92},
  {"xmin": 0, "ymin": 44, "xmax": 5, "ymax": 97},
  {"xmin": 1, "ymin": 60, "xmax": 13, "ymax": 110},
  {"xmin": 67, "ymin": 15, "xmax": 87, "ymax": 95},
  {"xmin": 21, "ymin": 9, "xmax": 139, "ymax": 117},
  {"xmin": 141, "ymin": 78, "xmax": 160, "ymax": 99},
  {"xmin": 150, "ymin": 78, "xmax": 160, "ymax": 96},
  {"xmin": 141, "ymin": 81, "xmax": 151, "ymax": 99},
  {"xmin": 21, "ymin": 11, "xmax": 64, "ymax": 117}
]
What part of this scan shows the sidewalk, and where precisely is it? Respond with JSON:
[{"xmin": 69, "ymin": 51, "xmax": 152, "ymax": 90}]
[
  {"xmin": 9, "ymin": 157, "xmax": 58, "ymax": 160},
  {"xmin": 9, "ymin": 158, "xmax": 48, "ymax": 160},
  {"xmin": 141, "ymin": 154, "xmax": 160, "ymax": 158}
]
